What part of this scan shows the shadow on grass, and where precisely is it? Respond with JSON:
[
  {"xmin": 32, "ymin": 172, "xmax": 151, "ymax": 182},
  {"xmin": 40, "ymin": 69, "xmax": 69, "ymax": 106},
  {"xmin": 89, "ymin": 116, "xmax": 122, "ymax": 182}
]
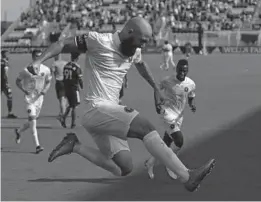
[{"xmin": 75, "ymin": 107, "xmax": 261, "ymax": 201}]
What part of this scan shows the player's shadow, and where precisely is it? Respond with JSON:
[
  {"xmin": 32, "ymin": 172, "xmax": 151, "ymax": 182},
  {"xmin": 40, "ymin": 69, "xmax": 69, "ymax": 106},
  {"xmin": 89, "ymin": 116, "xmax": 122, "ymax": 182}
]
[{"xmin": 28, "ymin": 177, "xmax": 121, "ymax": 184}]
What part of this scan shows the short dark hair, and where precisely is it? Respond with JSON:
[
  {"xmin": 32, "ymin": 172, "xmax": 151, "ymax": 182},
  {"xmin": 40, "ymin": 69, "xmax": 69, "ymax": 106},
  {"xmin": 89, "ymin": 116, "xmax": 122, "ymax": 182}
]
[
  {"xmin": 177, "ymin": 59, "xmax": 188, "ymax": 68},
  {"xmin": 32, "ymin": 49, "xmax": 42, "ymax": 58},
  {"xmin": 71, "ymin": 52, "xmax": 80, "ymax": 61}
]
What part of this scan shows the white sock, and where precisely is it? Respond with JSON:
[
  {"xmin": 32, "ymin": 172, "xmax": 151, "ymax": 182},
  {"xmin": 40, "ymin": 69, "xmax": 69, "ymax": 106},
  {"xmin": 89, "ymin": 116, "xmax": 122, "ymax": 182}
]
[
  {"xmin": 30, "ymin": 120, "xmax": 40, "ymax": 147},
  {"xmin": 143, "ymin": 131, "xmax": 189, "ymax": 183},
  {"xmin": 18, "ymin": 121, "xmax": 30, "ymax": 134}
]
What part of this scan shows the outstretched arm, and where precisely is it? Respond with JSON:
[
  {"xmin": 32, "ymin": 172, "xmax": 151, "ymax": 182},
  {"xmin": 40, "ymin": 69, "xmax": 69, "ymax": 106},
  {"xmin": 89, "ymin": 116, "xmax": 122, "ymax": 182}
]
[
  {"xmin": 135, "ymin": 61, "xmax": 161, "ymax": 92},
  {"xmin": 33, "ymin": 35, "xmax": 87, "ymax": 64}
]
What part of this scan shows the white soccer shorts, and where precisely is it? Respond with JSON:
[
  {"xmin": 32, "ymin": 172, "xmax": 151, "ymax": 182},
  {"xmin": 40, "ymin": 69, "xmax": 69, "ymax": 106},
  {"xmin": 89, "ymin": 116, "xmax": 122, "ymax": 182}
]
[
  {"xmin": 26, "ymin": 95, "xmax": 44, "ymax": 118},
  {"xmin": 82, "ymin": 100, "xmax": 139, "ymax": 158}
]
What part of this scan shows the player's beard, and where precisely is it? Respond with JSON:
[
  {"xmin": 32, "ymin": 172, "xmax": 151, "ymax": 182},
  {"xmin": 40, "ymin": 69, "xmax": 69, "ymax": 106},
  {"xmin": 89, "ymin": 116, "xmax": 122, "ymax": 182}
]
[
  {"xmin": 177, "ymin": 73, "xmax": 185, "ymax": 81},
  {"xmin": 120, "ymin": 37, "xmax": 137, "ymax": 57}
]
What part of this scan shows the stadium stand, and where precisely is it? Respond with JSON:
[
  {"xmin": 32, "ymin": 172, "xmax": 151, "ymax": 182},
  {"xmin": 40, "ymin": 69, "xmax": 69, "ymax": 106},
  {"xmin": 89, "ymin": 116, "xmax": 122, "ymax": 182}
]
[{"xmin": 1, "ymin": 0, "xmax": 261, "ymax": 47}]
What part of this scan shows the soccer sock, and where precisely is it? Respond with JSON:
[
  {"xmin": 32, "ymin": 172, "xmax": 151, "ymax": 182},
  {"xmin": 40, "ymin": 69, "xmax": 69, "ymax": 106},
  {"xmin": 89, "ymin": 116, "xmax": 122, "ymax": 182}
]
[
  {"xmin": 143, "ymin": 131, "xmax": 189, "ymax": 183},
  {"xmin": 63, "ymin": 106, "xmax": 70, "ymax": 119},
  {"xmin": 61, "ymin": 97, "xmax": 66, "ymax": 115},
  {"xmin": 73, "ymin": 143, "xmax": 121, "ymax": 176},
  {"xmin": 71, "ymin": 108, "xmax": 76, "ymax": 126},
  {"xmin": 7, "ymin": 98, "xmax": 13, "ymax": 114},
  {"xmin": 30, "ymin": 120, "xmax": 40, "ymax": 147},
  {"xmin": 18, "ymin": 121, "xmax": 30, "ymax": 134}
]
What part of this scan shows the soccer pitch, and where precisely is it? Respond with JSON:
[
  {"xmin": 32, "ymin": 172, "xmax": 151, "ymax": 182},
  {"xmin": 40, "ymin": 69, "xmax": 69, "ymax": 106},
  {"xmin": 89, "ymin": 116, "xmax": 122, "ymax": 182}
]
[{"xmin": 1, "ymin": 53, "xmax": 261, "ymax": 200}]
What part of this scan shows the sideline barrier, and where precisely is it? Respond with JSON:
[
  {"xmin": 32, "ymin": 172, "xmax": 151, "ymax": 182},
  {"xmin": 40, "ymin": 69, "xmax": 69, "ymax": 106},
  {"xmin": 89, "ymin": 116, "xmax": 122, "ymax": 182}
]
[{"xmin": 1, "ymin": 45, "xmax": 261, "ymax": 54}]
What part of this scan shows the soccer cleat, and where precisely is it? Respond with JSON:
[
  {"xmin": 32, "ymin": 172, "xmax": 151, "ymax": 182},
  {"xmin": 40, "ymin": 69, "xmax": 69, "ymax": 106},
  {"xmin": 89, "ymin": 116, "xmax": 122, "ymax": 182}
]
[
  {"xmin": 184, "ymin": 159, "xmax": 216, "ymax": 192},
  {"xmin": 145, "ymin": 158, "xmax": 155, "ymax": 179},
  {"xmin": 57, "ymin": 116, "xmax": 66, "ymax": 128},
  {"xmin": 14, "ymin": 129, "xmax": 21, "ymax": 144},
  {"xmin": 166, "ymin": 167, "xmax": 178, "ymax": 180},
  {"xmin": 48, "ymin": 133, "xmax": 79, "ymax": 162},
  {"xmin": 7, "ymin": 114, "xmax": 17, "ymax": 119},
  {"xmin": 36, "ymin": 146, "xmax": 44, "ymax": 154}
]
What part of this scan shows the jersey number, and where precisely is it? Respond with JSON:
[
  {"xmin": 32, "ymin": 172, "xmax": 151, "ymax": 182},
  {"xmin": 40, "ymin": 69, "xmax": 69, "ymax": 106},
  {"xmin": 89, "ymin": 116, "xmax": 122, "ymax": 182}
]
[{"xmin": 64, "ymin": 69, "xmax": 73, "ymax": 80}]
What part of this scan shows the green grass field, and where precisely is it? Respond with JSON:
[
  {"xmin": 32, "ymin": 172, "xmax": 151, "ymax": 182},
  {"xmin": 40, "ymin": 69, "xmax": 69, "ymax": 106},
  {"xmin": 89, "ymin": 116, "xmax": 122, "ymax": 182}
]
[{"xmin": 1, "ymin": 53, "xmax": 261, "ymax": 200}]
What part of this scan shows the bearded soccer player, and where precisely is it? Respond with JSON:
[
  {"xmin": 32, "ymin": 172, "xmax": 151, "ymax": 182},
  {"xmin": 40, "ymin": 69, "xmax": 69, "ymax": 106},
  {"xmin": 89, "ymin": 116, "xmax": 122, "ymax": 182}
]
[
  {"xmin": 59, "ymin": 52, "xmax": 83, "ymax": 128},
  {"xmin": 15, "ymin": 50, "xmax": 52, "ymax": 154},
  {"xmin": 29, "ymin": 17, "xmax": 215, "ymax": 192},
  {"xmin": 1, "ymin": 50, "xmax": 17, "ymax": 118},
  {"xmin": 145, "ymin": 59, "xmax": 197, "ymax": 180}
]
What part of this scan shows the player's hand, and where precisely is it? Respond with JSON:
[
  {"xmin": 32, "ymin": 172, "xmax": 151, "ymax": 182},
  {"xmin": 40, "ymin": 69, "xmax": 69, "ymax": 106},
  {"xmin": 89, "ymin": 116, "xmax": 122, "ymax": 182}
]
[
  {"xmin": 154, "ymin": 89, "xmax": 166, "ymax": 106},
  {"xmin": 190, "ymin": 105, "xmax": 196, "ymax": 113}
]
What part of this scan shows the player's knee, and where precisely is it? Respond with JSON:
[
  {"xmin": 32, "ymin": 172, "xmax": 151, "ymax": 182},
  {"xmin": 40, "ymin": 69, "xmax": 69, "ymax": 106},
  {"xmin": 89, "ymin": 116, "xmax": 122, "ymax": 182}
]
[
  {"xmin": 112, "ymin": 150, "xmax": 133, "ymax": 176},
  {"xmin": 128, "ymin": 114, "xmax": 156, "ymax": 140},
  {"xmin": 170, "ymin": 131, "xmax": 184, "ymax": 148}
]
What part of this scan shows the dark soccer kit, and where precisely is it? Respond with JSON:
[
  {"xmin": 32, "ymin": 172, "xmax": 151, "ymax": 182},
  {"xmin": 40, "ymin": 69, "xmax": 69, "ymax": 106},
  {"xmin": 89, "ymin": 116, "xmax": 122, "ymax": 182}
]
[
  {"xmin": 63, "ymin": 62, "xmax": 83, "ymax": 107},
  {"xmin": 1, "ymin": 58, "xmax": 11, "ymax": 96}
]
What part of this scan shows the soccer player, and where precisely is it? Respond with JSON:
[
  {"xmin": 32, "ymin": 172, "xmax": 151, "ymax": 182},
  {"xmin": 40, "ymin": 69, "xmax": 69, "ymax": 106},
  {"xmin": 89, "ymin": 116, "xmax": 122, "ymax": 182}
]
[
  {"xmin": 1, "ymin": 50, "xmax": 17, "ymax": 118},
  {"xmin": 160, "ymin": 40, "xmax": 175, "ymax": 71},
  {"xmin": 59, "ymin": 52, "xmax": 83, "ymax": 129},
  {"xmin": 184, "ymin": 42, "xmax": 192, "ymax": 59},
  {"xmin": 30, "ymin": 17, "xmax": 215, "ymax": 192},
  {"xmin": 15, "ymin": 50, "xmax": 52, "ymax": 154},
  {"xmin": 145, "ymin": 59, "xmax": 196, "ymax": 180},
  {"xmin": 52, "ymin": 54, "xmax": 68, "ymax": 118}
]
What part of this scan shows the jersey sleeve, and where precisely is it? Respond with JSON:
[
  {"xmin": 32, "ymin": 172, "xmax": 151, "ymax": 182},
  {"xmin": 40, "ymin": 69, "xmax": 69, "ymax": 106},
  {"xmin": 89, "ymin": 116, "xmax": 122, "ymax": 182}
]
[
  {"xmin": 74, "ymin": 31, "xmax": 99, "ymax": 53},
  {"xmin": 188, "ymin": 81, "xmax": 196, "ymax": 98},
  {"xmin": 76, "ymin": 67, "xmax": 83, "ymax": 78},
  {"xmin": 132, "ymin": 48, "xmax": 142, "ymax": 64}
]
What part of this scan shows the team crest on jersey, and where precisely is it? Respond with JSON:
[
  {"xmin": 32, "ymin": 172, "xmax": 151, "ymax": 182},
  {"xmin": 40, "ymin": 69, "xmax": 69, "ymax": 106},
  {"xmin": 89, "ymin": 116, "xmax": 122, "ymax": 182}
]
[
  {"xmin": 41, "ymin": 72, "xmax": 45, "ymax": 76},
  {"xmin": 184, "ymin": 87, "xmax": 189, "ymax": 92},
  {"xmin": 124, "ymin": 106, "xmax": 134, "ymax": 113}
]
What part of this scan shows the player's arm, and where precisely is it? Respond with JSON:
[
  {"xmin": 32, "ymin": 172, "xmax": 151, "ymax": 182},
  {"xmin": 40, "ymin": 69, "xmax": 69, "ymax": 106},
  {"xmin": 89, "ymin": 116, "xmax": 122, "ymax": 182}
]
[
  {"xmin": 40, "ymin": 71, "xmax": 52, "ymax": 95},
  {"xmin": 31, "ymin": 35, "xmax": 87, "ymax": 64},
  {"xmin": 135, "ymin": 60, "xmax": 165, "ymax": 106},
  {"xmin": 16, "ymin": 70, "xmax": 29, "ymax": 95},
  {"xmin": 188, "ymin": 84, "xmax": 196, "ymax": 113},
  {"xmin": 77, "ymin": 67, "xmax": 83, "ymax": 90}
]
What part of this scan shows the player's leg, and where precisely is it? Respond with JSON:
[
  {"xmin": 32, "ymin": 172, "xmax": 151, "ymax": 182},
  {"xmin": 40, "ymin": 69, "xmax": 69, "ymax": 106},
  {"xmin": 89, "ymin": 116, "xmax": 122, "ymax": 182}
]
[
  {"xmin": 55, "ymin": 81, "xmax": 66, "ymax": 117},
  {"xmin": 145, "ymin": 131, "xmax": 173, "ymax": 179},
  {"xmin": 48, "ymin": 102, "xmax": 134, "ymax": 176},
  {"xmin": 30, "ymin": 98, "xmax": 44, "ymax": 153},
  {"xmin": 127, "ymin": 113, "xmax": 215, "ymax": 191},
  {"xmin": 169, "ymin": 54, "xmax": 176, "ymax": 69},
  {"xmin": 70, "ymin": 90, "xmax": 80, "ymax": 128},
  {"xmin": 3, "ymin": 86, "xmax": 17, "ymax": 118}
]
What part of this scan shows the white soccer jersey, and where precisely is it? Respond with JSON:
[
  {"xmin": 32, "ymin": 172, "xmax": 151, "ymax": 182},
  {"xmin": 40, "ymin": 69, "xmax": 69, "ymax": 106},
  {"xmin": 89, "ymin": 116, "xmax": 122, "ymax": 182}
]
[
  {"xmin": 160, "ymin": 75, "xmax": 196, "ymax": 115},
  {"xmin": 52, "ymin": 60, "xmax": 67, "ymax": 81},
  {"xmin": 75, "ymin": 31, "xmax": 142, "ymax": 104},
  {"xmin": 162, "ymin": 43, "xmax": 173, "ymax": 54},
  {"xmin": 18, "ymin": 64, "xmax": 52, "ymax": 103}
]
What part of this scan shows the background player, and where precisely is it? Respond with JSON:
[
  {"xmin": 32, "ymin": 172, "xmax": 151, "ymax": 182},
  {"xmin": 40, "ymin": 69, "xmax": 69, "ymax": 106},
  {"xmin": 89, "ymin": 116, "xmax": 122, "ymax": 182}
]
[
  {"xmin": 146, "ymin": 59, "xmax": 196, "ymax": 180},
  {"xmin": 160, "ymin": 40, "xmax": 175, "ymax": 71},
  {"xmin": 15, "ymin": 50, "xmax": 52, "ymax": 154},
  {"xmin": 1, "ymin": 50, "xmax": 17, "ymax": 118},
  {"xmin": 30, "ymin": 17, "xmax": 215, "ymax": 192},
  {"xmin": 59, "ymin": 52, "xmax": 83, "ymax": 129},
  {"xmin": 52, "ymin": 54, "xmax": 68, "ymax": 118}
]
